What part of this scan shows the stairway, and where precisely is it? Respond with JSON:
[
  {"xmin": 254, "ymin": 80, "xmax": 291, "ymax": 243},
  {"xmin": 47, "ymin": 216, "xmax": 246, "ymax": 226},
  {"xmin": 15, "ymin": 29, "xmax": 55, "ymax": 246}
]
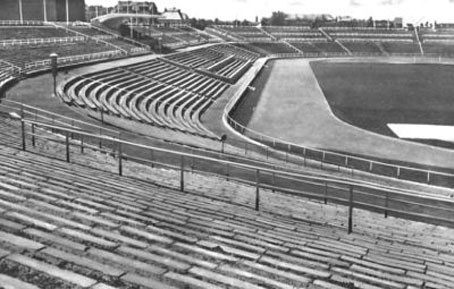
[
  {"xmin": 258, "ymin": 27, "xmax": 277, "ymax": 41},
  {"xmin": 414, "ymin": 29, "xmax": 424, "ymax": 55},
  {"xmin": 282, "ymin": 41, "xmax": 304, "ymax": 54},
  {"xmin": 375, "ymin": 42, "xmax": 390, "ymax": 56}
]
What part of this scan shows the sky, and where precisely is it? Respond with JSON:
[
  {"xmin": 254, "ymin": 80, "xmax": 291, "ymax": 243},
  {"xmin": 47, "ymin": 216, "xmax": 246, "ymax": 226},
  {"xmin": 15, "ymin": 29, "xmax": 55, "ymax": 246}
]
[{"xmin": 85, "ymin": 0, "xmax": 454, "ymax": 23}]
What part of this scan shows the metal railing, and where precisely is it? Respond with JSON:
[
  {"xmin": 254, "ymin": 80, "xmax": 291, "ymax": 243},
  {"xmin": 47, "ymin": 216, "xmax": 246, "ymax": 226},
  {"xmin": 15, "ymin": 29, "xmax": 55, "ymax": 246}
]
[
  {"xmin": 23, "ymin": 50, "xmax": 123, "ymax": 72},
  {"xmin": 0, "ymin": 36, "xmax": 86, "ymax": 47},
  {"xmin": 0, "ymin": 20, "xmax": 44, "ymax": 26},
  {"xmin": 17, "ymin": 118, "xmax": 454, "ymax": 232}
]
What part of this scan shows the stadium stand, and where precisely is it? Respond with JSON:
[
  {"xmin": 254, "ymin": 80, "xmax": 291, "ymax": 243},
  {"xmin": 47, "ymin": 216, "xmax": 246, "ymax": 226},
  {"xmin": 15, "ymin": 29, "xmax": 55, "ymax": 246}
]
[
  {"xmin": 214, "ymin": 25, "xmax": 271, "ymax": 41},
  {"xmin": 0, "ymin": 109, "xmax": 454, "ymax": 289},
  {"xmin": 320, "ymin": 27, "xmax": 422, "ymax": 55},
  {"xmin": 341, "ymin": 41, "xmax": 383, "ymax": 54},
  {"xmin": 263, "ymin": 26, "xmax": 323, "ymax": 41},
  {"xmin": 164, "ymin": 44, "xmax": 258, "ymax": 82},
  {"xmin": 5, "ymin": 18, "xmax": 454, "ymax": 289},
  {"xmin": 419, "ymin": 28, "xmax": 454, "ymax": 56},
  {"xmin": 61, "ymin": 57, "xmax": 230, "ymax": 138},
  {"xmin": 124, "ymin": 24, "xmax": 211, "ymax": 50},
  {"xmin": 0, "ymin": 22, "xmax": 151, "ymax": 78},
  {"xmin": 234, "ymin": 42, "xmax": 299, "ymax": 55},
  {"xmin": 209, "ymin": 25, "xmax": 435, "ymax": 57}
]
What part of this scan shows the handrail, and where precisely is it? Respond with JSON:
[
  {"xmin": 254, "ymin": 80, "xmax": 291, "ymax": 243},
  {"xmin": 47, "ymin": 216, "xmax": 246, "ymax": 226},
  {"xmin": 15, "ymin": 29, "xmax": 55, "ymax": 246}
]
[
  {"xmin": 2, "ymin": 100, "xmax": 119, "ymax": 135},
  {"xmin": 223, "ymin": 55, "xmax": 454, "ymax": 188},
  {"xmin": 0, "ymin": 36, "xmax": 86, "ymax": 47},
  {"xmin": 22, "ymin": 118, "xmax": 453, "ymax": 199},
  {"xmin": 22, "ymin": 50, "xmax": 123, "ymax": 72},
  {"xmin": 19, "ymin": 118, "xmax": 454, "ymax": 232}
]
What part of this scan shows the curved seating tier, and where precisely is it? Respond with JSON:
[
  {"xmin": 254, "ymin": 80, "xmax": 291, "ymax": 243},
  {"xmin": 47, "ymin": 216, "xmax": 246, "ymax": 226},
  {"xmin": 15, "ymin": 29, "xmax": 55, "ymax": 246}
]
[
  {"xmin": 0, "ymin": 116, "xmax": 454, "ymax": 289},
  {"xmin": 164, "ymin": 44, "xmax": 258, "ymax": 82},
  {"xmin": 63, "ymin": 58, "xmax": 230, "ymax": 138}
]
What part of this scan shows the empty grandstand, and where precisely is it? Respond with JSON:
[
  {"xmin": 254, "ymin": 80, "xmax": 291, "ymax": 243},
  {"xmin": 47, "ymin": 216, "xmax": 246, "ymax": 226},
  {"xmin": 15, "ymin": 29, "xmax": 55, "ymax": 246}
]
[{"xmin": 3, "ymin": 4, "xmax": 454, "ymax": 289}]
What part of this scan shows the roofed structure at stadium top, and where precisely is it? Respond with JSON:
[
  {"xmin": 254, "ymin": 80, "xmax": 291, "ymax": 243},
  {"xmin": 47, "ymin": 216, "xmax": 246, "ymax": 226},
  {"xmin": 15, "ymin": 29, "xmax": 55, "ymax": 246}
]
[{"xmin": 115, "ymin": 1, "xmax": 158, "ymax": 14}]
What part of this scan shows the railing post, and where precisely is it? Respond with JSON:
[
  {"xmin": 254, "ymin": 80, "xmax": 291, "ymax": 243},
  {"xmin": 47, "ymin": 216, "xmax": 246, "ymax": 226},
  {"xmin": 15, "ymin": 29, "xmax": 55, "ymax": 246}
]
[
  {"xmin": 324, "ymin": 183, "xmax": 328, "ymax": 204},
  {"xmin": 118, "ymin": 140, "xmax": 123, "ymax": 176},
  {"xmin": 397, "ymin": 167, "xmax": 401, "ymax": 178},
  {"xmin": 80, "ymin": 135, "xmax": 84, "ymax": 154},
  {"xmin": 65, "ymin": 131, "xmax": 70, "ymax": 163},
  {"xmin": 180, "ymin": 155, "xmax": 185, "ymax": 192},
  {"xmin": 427, "ymin": 172, "xmax": 431, "ymax": 184},
  {"xmin": 31, "ymin": 123, "xmax": 35, "ymax": 147},
  {"xmin": 348, "ymin": 185, "xmax": 354, "ymax": 234},
  {"xmin": 21, "ymin": 119, "xmax": 26, "ymax": 151},
  {"xmin": 255, "ymin": 169, "xmax": 260, "ymax": 211},
  {"xmin": 150, "ymin": 150, "xmax": 154, "ymax": 168},
  {"xmin": 369, "ymin": 162, "xmax": 373, "ymax": 172}
]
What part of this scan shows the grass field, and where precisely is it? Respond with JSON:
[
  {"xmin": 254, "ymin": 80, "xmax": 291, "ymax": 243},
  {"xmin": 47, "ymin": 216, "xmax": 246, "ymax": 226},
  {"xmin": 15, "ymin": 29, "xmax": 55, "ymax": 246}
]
[{"xmin": 311, "ymin": 62, "xmax": 454, "ymax": 148}]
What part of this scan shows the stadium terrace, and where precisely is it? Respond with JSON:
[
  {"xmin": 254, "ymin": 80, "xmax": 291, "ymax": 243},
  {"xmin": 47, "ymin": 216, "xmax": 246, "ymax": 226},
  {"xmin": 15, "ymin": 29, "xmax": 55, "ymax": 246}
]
[{"xmin": 1, "ymin": 1, "xmax": 454, "ymax": 289}]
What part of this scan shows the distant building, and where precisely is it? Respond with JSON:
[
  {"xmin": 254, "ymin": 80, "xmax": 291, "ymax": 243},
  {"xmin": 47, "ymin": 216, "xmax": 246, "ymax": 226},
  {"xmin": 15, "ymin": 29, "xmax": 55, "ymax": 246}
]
[
  {"xmin": 0, "ymin": 0, "xmax": 85, "ymax": 22},
  {"xmin": 115, "ymin": 1, "xmax": 158, "ymax": 15}
]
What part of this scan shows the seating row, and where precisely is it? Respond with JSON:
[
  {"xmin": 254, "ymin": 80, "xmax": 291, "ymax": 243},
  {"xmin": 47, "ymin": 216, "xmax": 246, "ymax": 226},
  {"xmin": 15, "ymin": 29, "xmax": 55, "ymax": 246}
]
[
  {"xmin": 62, "ymin": 59, "xmax": 229, "ymax": 138},
  {"xmin": 0, "ymin": 115, "xmax": 453, "ymax": 289},
  {"xmin": 164, "ymin": 44, "xmax": 258, "ymax": 81}
]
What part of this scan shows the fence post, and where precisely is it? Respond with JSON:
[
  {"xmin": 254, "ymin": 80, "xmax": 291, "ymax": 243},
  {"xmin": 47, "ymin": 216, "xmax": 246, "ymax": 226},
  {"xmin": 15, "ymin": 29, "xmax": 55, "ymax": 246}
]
[
  {"xmin": 180, "ymin": 155, "xmax": 185, "ymax": 192},
  {"xmin": 21, "ymin": 119, "xmax": 26, "ymax": 151},
  {"xmin": 65, "ymin": 131, "xmax": 70, "ymax": 163},
  {"xmin": 324, "ymin": 183, "xmax": 328, "ymax": 204},
  {"xmin": 348, "ymin": 185, "xmax": 354, "ymax": 234},
  {"xmin": 118, "ymin": 140, "xmax": 123, "ymax": 176},
  {"xmin": 255, "ymin": 169, "xmax": 260, "ymax": 211},
  {"xmin": 80, "ymin": 135, "xmax": 84, "ymax": 153},
  {"xmin": 31, "ymin": 123, "xmax": 35, "ymax": 147}
]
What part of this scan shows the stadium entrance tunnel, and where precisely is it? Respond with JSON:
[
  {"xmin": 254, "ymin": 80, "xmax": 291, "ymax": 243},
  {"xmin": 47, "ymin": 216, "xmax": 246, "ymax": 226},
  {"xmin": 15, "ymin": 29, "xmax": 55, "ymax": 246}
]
[{"xmin": 310, "ymin": 61, "xmax": 454, "ymax": 149}]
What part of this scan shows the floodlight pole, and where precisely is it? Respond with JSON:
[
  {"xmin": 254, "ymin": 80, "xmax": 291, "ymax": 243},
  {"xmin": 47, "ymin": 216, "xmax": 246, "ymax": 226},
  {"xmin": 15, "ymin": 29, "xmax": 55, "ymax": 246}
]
[{"xmin": 50, "ymin": 53, "xmax": 58, "ymax": 97}]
